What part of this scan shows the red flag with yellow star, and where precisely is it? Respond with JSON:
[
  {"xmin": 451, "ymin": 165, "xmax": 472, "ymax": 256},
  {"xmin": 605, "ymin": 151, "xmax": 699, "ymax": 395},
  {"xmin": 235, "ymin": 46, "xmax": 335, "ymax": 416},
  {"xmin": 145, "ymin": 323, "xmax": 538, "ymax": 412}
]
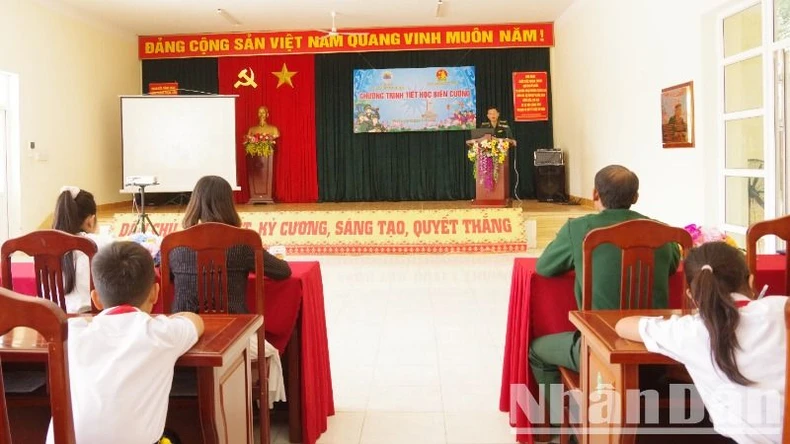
[{"xmin": 218, "ymin": 55, "xmax": 318, "ymax": 203}]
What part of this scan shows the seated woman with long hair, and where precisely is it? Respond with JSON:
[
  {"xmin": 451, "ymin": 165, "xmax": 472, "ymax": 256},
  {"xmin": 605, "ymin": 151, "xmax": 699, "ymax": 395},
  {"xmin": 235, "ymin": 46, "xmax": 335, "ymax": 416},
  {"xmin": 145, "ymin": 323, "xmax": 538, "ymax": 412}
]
[
  {"xmin": 169, "ymin": 175, "xmax": 290, "ymax": 406},
  {"xmin": 169, "ymin": 175, "xmax": 291, "ymax": 314},
  {"xmin": 51, "ymin": 186, "xmax": 112, "ymax": 313}
]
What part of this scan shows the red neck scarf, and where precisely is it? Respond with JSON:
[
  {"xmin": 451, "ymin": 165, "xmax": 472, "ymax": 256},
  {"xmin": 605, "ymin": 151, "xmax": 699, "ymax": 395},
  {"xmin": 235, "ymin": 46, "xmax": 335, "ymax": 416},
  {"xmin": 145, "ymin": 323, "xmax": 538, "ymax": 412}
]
[{"xmin": 104, "ymin": 305, "xmax": 139, "ymax": 315}]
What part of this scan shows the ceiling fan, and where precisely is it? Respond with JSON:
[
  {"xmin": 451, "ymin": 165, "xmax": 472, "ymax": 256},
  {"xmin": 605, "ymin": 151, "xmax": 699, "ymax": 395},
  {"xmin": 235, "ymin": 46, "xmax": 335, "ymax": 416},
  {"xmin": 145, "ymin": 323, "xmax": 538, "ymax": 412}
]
[
  {"xmin": 435, "ymin": 0, "xmax": 445, "ymax": 17},
  {"xmin": 315, "ymin": 11, "xmax": 369, "ymax": 38}
]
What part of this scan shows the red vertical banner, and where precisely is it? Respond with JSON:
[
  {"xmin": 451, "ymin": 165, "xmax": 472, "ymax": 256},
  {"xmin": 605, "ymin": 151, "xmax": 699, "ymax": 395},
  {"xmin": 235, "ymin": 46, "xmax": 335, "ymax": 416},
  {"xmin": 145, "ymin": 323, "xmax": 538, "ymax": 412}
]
[
  {"xmin": 512, "ymin": 72, "xmax": 549, "ymax": 122},
  {"xmin": 218, "ymin": 55, "xmax": 318, "ymax": 203}
]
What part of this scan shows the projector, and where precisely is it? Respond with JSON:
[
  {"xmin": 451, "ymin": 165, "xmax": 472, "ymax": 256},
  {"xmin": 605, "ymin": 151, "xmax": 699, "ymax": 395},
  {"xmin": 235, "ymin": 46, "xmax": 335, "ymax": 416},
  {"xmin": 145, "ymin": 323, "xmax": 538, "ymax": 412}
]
[{"xmin": 125, "ymin": 175, "xmax": 159, "ymax": 187}]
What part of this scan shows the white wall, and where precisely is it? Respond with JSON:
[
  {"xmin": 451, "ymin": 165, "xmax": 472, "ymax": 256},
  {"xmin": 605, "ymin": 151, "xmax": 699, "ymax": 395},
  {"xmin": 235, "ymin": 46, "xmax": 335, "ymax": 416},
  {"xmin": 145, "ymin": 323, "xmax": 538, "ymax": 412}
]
[
  {"xmin": 552, "ymin": 0, "xmax": 733, "ymax": 227},
  {"xmin": 0, "ymin": 0, "xmax": 139, "ymax": 232}
]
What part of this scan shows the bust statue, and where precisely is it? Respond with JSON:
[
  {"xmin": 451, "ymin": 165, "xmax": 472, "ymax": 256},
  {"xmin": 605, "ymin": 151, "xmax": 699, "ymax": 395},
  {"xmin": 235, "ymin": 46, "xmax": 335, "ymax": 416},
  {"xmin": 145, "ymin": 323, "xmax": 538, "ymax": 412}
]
[{"xmin": 247, "ymin": 106, "xmax": 280, "ymax": 138}]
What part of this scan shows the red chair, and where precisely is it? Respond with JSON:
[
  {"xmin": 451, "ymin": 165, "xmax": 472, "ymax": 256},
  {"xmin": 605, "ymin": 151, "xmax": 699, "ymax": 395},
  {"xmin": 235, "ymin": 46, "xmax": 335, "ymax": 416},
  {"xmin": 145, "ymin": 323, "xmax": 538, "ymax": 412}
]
[
  {"xmin": 0, "ymin": 287, "xmax": 74, "ymax": 444},
  {"xmin": 559, "ymin": 219, "xmax": 692, "ymax": 444},
  {"xmin": 159, "ymin": 223, "xmax": 269, "ymax": 444},
  {"xmin": 581, "ymin": 220, "xmax": 693, "ymax": 310},
  {"xmin": 747, "ymin": 214, "xmax": 790, "ymax": 295},
  {"xmin": 1, "ymin": 230, "xmax": 98, "ymax": 312}
]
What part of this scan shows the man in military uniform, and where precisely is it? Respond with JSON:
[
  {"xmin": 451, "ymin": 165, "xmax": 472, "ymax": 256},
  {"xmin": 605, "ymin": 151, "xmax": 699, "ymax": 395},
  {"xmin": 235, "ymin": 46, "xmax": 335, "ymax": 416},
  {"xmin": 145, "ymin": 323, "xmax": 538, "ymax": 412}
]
[{"xmin": 480, "ymin": 105, "xmax": 512, "ymax": 139}]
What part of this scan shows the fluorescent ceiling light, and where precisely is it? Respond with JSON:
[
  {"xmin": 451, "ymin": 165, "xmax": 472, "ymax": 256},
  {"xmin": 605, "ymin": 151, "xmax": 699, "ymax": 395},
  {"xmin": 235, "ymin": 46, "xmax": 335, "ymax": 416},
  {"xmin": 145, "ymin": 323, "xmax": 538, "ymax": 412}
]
[{"xmin": 216, "ymin": 8, "xmax": 242, "ymax": 26}]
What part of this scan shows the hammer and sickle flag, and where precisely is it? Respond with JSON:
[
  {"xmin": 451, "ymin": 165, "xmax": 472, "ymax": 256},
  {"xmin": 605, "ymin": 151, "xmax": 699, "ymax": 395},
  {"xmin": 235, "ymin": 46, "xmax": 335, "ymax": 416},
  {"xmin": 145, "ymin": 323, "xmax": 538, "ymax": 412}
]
[{"xmin": 234, "ymin": 68, "xmax": 258, "ymax": 89}]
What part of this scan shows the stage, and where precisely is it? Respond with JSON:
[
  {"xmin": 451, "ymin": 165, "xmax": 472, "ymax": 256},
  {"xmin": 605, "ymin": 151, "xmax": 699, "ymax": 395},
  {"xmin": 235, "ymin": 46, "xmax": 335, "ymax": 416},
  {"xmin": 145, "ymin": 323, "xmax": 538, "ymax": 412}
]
[{"xmin": 91, "ymin": 200, "xmax": 593, "ymax": 254}]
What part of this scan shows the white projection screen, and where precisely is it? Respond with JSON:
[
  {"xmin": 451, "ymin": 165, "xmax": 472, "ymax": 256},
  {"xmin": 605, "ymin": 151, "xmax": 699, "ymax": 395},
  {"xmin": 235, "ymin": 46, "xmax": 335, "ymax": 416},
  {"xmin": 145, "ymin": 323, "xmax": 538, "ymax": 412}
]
[{"xmin": 120, "ymin": 95, "xmax": 239, "ymax": 193}]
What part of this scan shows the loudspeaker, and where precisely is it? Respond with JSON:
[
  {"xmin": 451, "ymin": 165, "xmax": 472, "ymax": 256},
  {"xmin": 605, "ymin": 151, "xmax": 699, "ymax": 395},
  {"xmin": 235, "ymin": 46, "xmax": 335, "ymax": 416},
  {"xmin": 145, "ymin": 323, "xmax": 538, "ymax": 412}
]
[{"xmin": 535, "ymin": 165, "xmax": 567, "ymax": 202}]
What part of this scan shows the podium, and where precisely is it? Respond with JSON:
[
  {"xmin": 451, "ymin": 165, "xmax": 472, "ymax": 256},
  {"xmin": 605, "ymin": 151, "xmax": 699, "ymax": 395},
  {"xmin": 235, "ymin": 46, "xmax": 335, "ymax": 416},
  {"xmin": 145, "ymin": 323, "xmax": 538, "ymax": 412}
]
[
  {"xmin": 468, "ymin": 129, "xmax": 515, "ymax": 208},
  {"xmin": 247, "ymin": 154, "xmax": 274, "ymax": 204}
]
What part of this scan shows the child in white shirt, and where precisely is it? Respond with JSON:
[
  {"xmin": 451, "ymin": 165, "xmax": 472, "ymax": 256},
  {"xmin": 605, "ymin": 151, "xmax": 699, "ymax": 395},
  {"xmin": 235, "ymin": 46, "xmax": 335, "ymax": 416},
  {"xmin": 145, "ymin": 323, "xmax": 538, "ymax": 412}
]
[
  {"xmin": 51, "ymin": 186, "xmax": 113, "ymax": 313},
  {"xmin": 46, "ymin": 241, "xmax": 205, "ymax": 444},
  {"xmin": 616, "ymin": 242, "xmax": 786, "ymax": 443}
]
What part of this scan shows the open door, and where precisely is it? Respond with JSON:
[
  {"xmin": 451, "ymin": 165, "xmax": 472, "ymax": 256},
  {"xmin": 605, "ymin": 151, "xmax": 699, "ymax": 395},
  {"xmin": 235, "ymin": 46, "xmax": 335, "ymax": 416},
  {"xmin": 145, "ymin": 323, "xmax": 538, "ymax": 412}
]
[{"xmin": 0, "ymin": 108, "xmax": 8, "ymax": 245}]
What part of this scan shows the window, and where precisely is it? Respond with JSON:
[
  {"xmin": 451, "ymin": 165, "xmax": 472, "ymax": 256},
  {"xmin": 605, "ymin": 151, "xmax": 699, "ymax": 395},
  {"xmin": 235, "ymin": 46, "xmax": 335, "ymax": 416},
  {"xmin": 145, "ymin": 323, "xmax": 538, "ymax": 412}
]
[{"xmin": 719, "ymin": 1, "xmax": 770, "ymax": 249}]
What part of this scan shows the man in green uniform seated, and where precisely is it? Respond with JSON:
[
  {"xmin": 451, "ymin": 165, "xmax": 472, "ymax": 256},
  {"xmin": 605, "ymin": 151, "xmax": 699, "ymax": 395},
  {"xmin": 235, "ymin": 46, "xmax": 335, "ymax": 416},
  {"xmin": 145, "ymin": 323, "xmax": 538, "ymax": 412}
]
[{"xmin": 529, "ymin": 164, "xmax": 680, "ymax": 427}]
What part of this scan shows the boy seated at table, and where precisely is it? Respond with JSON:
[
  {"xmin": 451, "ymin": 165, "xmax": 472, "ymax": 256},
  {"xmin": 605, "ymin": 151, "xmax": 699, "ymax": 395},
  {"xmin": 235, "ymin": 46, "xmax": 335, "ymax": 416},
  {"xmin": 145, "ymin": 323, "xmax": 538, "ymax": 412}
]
[
  {"xmin": 46, "ymin": 242, "xmax": 205, "ymax": 444},
  {"xmin": 529, "ymin": 165, "xmax": 680, "ymax": 429}
]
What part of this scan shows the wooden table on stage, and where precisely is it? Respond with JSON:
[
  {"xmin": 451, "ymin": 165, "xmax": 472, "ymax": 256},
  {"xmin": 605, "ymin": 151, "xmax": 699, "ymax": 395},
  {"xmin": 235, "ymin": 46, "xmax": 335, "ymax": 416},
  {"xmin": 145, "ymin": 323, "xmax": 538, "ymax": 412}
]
[
  {"xmin": 0, "ymin": 314, "xmax": 262, "ymax": 444},
  {"xmin": 569, "ymin": 309, "xmax": 683, "ymax": 444}
]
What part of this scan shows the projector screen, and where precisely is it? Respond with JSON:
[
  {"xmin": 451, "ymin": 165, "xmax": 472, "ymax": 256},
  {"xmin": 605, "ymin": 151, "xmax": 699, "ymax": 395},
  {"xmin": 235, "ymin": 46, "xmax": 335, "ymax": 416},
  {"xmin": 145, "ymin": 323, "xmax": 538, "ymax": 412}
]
[{"xmin": 120, "ymin": 95, "xmax": 238, "ymax": 193}]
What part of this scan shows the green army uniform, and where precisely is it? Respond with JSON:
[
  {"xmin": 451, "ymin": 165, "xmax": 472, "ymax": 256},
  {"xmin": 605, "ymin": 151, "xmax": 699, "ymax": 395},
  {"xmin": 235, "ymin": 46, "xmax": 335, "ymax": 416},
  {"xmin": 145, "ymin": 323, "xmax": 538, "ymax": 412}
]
[
  {"xmin": 528, "ymin": 209, "xmax": 681, "ymax": 425},
  {"xmin": 481, "ymin": 119, "xmax": 513, "ymax": 139}
]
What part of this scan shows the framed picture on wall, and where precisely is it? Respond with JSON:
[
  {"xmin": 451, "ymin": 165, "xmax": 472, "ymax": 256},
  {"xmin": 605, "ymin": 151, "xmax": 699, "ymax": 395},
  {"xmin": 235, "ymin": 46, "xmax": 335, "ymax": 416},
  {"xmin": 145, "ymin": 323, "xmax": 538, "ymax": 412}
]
[{"xmin": 661, "ymin": 81, "xmax": 694, "ymax": 148}]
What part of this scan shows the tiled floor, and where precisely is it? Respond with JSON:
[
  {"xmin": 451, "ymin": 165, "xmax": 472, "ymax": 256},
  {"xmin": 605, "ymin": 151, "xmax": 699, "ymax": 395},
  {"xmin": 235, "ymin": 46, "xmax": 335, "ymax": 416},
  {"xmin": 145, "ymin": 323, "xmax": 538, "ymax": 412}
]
[{"xmin": 270, "ymin": 253, "xmax": 536, "ymax": 444}]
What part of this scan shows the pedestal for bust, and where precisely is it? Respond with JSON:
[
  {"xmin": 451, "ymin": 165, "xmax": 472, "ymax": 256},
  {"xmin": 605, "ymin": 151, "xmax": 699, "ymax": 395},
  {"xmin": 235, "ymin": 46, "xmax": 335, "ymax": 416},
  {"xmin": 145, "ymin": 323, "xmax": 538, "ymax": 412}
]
[{"xmin": 247, "ymin": 154, "xmax": 274, "ymax": 204}]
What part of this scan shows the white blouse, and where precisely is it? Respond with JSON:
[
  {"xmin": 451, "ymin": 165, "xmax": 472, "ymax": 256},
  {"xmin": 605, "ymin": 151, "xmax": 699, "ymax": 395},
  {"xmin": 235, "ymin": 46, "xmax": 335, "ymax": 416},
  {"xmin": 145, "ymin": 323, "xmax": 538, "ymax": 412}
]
[{"xmin": 639, "ymin": 293, "xmax": 787, "ymax": 443}]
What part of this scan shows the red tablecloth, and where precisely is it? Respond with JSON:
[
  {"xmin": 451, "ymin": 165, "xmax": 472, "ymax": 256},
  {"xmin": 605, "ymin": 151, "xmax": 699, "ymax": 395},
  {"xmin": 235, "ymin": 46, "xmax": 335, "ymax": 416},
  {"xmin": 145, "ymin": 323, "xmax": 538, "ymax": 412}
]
[
  {"xmin": 498, "ymin": 255, "xmax": 786, "ymax": 444},
  {"xmin": 4, "ymin": 261, "xmax": 335, "ymax": 444}
]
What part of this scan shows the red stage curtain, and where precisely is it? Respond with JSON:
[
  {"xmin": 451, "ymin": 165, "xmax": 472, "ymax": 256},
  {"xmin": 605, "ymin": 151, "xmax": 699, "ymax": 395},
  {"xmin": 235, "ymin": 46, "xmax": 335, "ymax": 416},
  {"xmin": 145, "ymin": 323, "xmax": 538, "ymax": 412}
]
[{"xmin": 218, "ymin": 55, "xmax": 318, "ymax": 203}]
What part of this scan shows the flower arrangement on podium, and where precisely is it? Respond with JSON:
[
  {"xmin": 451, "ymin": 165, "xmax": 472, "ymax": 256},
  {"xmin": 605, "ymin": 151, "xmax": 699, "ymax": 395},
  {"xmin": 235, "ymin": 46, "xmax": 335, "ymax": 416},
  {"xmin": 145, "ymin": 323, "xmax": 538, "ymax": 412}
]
[
  {"xmin": 467, "ymin": 137, "xmax": 511, "ymax": 191},
  {"xmin": 683, "ymin": 224, "xmax": 740, "ymax": 249},
  {"xmin": 244, "ymin": 133, "xmax": 277, "ymax": 158}
]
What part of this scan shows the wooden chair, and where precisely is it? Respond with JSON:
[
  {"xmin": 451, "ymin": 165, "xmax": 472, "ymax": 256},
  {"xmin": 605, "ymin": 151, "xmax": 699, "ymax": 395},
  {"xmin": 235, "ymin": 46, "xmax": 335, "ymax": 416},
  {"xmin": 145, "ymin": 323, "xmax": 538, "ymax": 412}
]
[
  {"xmin": 1, "ymin": 230, "xmax": 98, "ymax": 312},
  {"xmin": 558, "ymin": 219, "xmax": 693, "ymax": 444},
  {"xmin": 0, "ymin": 287, "xmax": 74, "ymax": 444},
  {"xmin": 746, "ymin": 214, "xmax": 790, "ymax": 295},
  {"xmin": 159, "ymin": 223, "xmax": 270, "ymax": 444}
]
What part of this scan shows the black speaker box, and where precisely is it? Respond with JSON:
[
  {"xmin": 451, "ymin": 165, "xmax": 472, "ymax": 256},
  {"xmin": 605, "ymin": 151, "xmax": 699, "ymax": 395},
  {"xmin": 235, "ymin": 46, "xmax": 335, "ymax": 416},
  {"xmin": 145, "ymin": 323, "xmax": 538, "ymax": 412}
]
[{"xmin": 535, "ymin": 165, "xmax": 567, "ymax": 202}]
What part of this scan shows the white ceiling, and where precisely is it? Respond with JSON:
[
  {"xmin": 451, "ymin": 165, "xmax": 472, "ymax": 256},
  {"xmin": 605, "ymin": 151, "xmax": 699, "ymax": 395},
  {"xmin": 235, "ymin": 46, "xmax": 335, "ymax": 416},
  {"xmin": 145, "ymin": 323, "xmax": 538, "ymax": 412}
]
[{"xmin": 38, "ymin": 0, "xmax": 577, "ymax": 36}]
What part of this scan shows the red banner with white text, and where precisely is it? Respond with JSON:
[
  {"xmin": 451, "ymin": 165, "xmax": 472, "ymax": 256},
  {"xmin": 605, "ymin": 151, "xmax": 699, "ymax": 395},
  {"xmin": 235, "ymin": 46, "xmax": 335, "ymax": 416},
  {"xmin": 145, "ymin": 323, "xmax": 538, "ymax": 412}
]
[
  {"xmin": 139, "ymin": 23, "xmax": 554, "ymax": 59},
  {"xmin": 512, "ymin": 72, "xmax": 549, "ymax": 122}
]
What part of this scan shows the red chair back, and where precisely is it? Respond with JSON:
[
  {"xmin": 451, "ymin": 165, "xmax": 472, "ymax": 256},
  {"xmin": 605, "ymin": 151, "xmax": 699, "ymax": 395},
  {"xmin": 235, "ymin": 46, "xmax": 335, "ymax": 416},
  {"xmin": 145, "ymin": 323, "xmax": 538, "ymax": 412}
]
[
  {"xmin": 1, "ymin": 231, "xmax": 98, "ymax": 312},
  {"xmin": 0, "ymin": 287, "xmax": 74, "ymax": 444},
  {"xmin": 159, "ymin": 222, "xmax": 268, "ymax": 443},
  {"xmin": 582, "ymin": 219, "xmax": 692, "ymax": 311},
  {"xmin": 159, "ymin": 223, "xmax": 264, "ymax": 316},
  {"xmin": 746, "ymin": 214, "xmax": 790, "ymax": 295}
]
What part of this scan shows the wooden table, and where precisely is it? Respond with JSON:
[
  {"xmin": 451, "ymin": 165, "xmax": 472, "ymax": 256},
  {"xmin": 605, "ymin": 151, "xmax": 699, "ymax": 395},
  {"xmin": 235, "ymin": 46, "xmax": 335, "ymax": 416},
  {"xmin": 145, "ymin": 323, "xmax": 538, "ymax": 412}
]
[
  {"xmin": 569, "ymin": 309, "xmax": 684, "ymax": 444},
  {"xmin": 161, "ymin": 262, "xmax": 334, "ymax": 444},
  {"xmin": 0, "ymin": 314, "xmax": 262, "ymax": 444},
  {"xmin": 4, "ymin": 261, "xmax": 335, "ymax": 444},
  {"xmin": 500, "ymin": 255, "xmax": 786, "ymax": 444}
]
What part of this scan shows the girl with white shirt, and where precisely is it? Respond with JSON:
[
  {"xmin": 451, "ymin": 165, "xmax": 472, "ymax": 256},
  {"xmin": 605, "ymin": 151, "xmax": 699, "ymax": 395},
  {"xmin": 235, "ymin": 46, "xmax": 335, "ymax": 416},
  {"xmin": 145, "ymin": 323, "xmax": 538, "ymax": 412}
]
[
  {"xmin": 52, "ymin": 186, "xmax": 112, "ymax": 313},
  {"xmin": 616, "ymin": 242, "xmax": 786, "ymax": 443}
]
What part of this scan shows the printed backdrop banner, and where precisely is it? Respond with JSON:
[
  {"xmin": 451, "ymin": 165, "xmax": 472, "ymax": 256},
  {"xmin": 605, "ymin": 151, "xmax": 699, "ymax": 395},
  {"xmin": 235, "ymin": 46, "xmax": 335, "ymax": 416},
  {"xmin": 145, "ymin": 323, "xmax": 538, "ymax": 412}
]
[
  {"xmin": 353, "ymin": 66, "xmax": 476, "ymax": 133},
  {"xmin": 112, "ymin": 208, "xmax": 527, "ymax": 255},
  {"xmin": 139, "ymin": 23, "xmax": 555, "ymax": 59}
]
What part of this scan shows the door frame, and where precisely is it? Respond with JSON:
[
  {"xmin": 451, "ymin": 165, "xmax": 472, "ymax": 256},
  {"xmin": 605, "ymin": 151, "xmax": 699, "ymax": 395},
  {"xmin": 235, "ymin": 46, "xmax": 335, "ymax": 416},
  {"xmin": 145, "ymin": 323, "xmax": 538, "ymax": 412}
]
[{"xmin": 0, "ymin": 71, "xmax": 22, "ymax": 239}]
